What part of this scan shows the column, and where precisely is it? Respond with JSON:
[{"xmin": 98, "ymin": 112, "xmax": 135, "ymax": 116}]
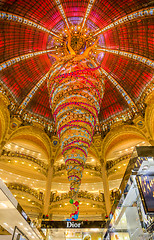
[
  {"xmin": 101, "ymin": 160, "xmax": 111, "ymax": 216},
  {"xmin": 0, "ymin": 140, "xmax": 6, "ymax": 156},
  {"xmin": 43, "ymin": 161, "xmax": 53, "ymax": 216}
]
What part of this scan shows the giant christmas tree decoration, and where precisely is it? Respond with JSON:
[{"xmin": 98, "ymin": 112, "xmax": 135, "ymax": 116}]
[{"xmin": 47, "ymin": 32, "xmax": 104, "ymax": 220}]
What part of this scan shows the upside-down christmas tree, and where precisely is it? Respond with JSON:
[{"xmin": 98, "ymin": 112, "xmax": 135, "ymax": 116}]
[{"xmin": 47, "ymin": 33, "xmax": 104, "ymax": 220}]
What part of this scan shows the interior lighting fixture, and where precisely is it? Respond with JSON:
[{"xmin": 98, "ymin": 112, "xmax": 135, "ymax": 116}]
[{"xmin": 0, "ymin": 203, "xmax": 7, "ymax": 208}]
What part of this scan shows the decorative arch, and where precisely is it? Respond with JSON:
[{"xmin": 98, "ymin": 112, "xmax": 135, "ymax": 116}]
[
  {"xmin": 102, "ymin": 124, "xmax": 148, "ymax": 162},
  {"xmin": 0, "ymin": 94, "xmax": 10, "ymax": 144},
  {"xmin": 7, "ymin": 125, "xmax": 52, "ymax": 162}
]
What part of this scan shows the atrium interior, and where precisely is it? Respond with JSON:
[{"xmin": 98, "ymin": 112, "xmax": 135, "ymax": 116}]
[{"xmin": 0, "ymin": 0, "xmax": 153, "ymax": 239}]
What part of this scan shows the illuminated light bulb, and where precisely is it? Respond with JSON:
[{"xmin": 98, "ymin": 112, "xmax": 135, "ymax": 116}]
[{"xmin": 0, "ymin": 203, "xmax": 7, "ymax": 208}]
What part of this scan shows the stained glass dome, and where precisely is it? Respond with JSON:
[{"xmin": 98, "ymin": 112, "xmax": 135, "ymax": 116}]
[{"xmin": 0, "ymin": 0, "xmax": 153, "ymax": 134}]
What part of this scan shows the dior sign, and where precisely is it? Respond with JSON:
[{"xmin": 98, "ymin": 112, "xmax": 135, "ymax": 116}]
[{"xmin": 67, "ymin": 221, "xmax": 81, "ymax": 228}]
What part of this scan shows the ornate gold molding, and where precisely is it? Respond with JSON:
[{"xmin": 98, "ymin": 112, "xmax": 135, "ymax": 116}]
[
  {"xmin": 102, "ymin": 124, "xmax": 147, "ymax": 160},
  {"xmin": 7, "ymin": 125, "xmax": 52, "ymax": 161},
  {"xmin": 0, "ymin": 95, "xmax": 10, "ymax": 143},
  {"xmin": 145, "ymin": 102, "xmax": 154, "ymax": 141}
]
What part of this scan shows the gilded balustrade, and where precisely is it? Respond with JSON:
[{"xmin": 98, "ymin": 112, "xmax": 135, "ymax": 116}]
[
  {"xmin": 7, "ymin": 183, "xmax": 44, "ymax": 202},
  {"xmin": 1, "ymin": 149, "xmax": 48, "ymax": 176}
]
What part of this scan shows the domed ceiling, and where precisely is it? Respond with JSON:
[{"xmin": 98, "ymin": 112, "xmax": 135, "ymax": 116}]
[{"xmin": 0, "ymin": 0, "xmax": 153, "ymax": 132}]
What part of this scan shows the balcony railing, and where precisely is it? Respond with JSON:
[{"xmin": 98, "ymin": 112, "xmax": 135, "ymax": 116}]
[
  {"xmin": 1, "ymin": 149, "xmax": 48, "ymax": 176},
  {"xmin": 7, "ymin": 183, "xmax": 44, "ymax": 202}
]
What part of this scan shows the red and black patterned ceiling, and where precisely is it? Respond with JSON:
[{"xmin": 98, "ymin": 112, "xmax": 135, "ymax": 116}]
[{"xmin": 0, "ymin": 0, "xmax": 153, "ymax": 131}]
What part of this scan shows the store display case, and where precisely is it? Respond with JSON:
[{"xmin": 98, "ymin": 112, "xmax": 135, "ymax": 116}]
[{"xmin": 105, "ymin": 146, "xmax": 154, "ymax": 240}]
